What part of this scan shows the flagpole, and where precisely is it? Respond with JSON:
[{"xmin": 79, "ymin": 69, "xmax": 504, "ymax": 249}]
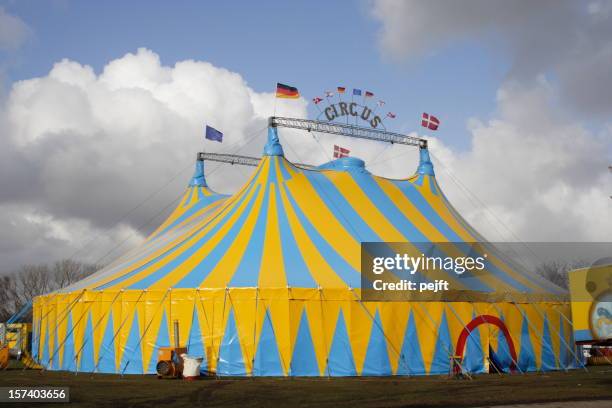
[
  {"xmin": 379, "ymin": 114, "xmax": 389, "ymax": 131},
  {"xmin": 313, "ymin": 100, "xmax": 324, "ymax": 116},
  {"xmin": 371, "ymin": 100, "xmax": 382, "ymax": 117},
  {"xmin": 324, "ymin": 91, "xmax": 334, "ymax": 119},
  {"xmin": 356, "ymin": 90, "xmax": 362, "ymax": 126},
  {"xmin": 349, "ymin": 90, "xmax": 353, "ymax": 125},
  {"xmin": 273, "ymin": 82, "xmax": 278, "ymax": 117}
]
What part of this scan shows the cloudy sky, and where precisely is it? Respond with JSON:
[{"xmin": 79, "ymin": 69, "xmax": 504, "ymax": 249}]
[{"xmin": 0, "ymin": 0, "xmax": 610, "ymax": 272}]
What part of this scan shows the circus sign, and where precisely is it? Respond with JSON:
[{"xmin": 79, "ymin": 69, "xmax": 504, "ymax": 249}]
[
  {"xmin": 312, "ymin": 88, "xmax": 394, "ymax": 129},
  {"xmin": 321, "ymin": 102, "xmax": 382, "ymax": 128}
]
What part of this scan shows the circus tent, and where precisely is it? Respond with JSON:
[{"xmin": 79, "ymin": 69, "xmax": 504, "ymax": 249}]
[{"xmin": 31, "ymin": 125, "xmax": 581, "ymax": 376}]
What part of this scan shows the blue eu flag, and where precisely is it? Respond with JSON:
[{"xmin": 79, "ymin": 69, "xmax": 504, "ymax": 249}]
[
  {"xmin": 205, "ymin": 125, "xmax": 223, "ymax": 142},
  {"xmin": 353, "ymin": 88, "xmax": 362, "ymax": 96}
]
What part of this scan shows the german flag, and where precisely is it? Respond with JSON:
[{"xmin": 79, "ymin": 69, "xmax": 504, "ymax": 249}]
[{"xmin": 276, "ymin": 83, "xmax": 300, "ymax": 99}]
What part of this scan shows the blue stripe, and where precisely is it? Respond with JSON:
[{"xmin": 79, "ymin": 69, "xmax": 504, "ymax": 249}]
[
  {"xmin": 152, "ymin": 195, "xmax": 226, "ymax": 239},
  {"xmin": 182, "ymin": 189, "xmax": 195, "ymax": 208},
  {"xmin": 96, "ymin": 184, "xmax": 258, "ymax": 290},
  {"xmin": 197, "ymin": 187, "xmax": 206, "ymax": 200},
  {"xmin": 393, "ymin": 179, "xmax": 534, "ymax": 292},
  {"xmin": 392, "ymin": 180, "xmax": 464, "ymax": 242},
  {"xmin": 355, "ymin": 175, "xmax": 491, "ymax": 290},
  {"xmin": 353, "ymin": 173, "xmax": 430, "ymax": 242},
  {"xmin": 165, "ymin": 185, "xmax": 264, "ymax": 288},
  {"xmin": 428, "ymin": 176, "xmax": 439, "ymax": 196},
  {"xmin": 274, "ymin": 184, "xmax": 318, "ymax": 287},
  {"xmin": 434, "ymin": 189, "xmax": 558, "ymax": 293},
  {"xmin": 227, "ymin": 186, "xmax": 270, "ymax": 287},
  {"xmin": 283, "ymin": 184, "xmax": 360, "ymax": 288},
  {"xmin": 304, "ymin": 172, "xmax": 379, "ymax": 241},
  {"xmin": 267, "ymin": 159, "xmax": 278, "ymax": 185},
  {"xmin": 278, "ymin": 159, "xmax": 293, "ymax": 181}
]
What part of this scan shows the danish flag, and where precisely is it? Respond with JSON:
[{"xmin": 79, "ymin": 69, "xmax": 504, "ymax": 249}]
[
  {"xmin": 312, "ymin": 97, "xmax": 323, "ymax": 104},
  {"xmin": 421, "ymin": 112, "xmax": 440, "ymax": 130},
  {"xmin": 333, "ymin": 145, "xmax": 350, "ymax": 159}
]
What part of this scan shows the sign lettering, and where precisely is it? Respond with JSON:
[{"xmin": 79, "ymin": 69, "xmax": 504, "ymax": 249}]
[{"xmin": 322, "ymin": 102, "xmax": 382, "ymax": 129}]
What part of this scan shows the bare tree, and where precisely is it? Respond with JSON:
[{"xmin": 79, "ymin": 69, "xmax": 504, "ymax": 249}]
[
  {"xmin": 17, "ymin": 264, "xmax": 51, "ymax": 305},
  {"xmin": 52, "ymin": 259, "xmax": 81, "ymax": 289},
  {"xmin": 1, "ymin": 259, "xmax": 101, "ymax": 322},
  {"xmin": 0, "ymin": 275, "xmax": 18, "ymax": 321},
  {"xmin": 535, "ymin": 259, "xmax": 588, "ymax": 290}
]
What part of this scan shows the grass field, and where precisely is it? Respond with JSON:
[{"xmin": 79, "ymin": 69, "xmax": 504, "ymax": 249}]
[{"xmin": 0, "ymin": 363, "xmax": 611, "ymax": 408}]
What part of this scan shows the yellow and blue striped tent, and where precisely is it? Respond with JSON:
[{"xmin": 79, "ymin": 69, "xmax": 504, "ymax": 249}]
[{"xmin": 31, "ymin": 126, "xmax": 581, "ymax": 376}]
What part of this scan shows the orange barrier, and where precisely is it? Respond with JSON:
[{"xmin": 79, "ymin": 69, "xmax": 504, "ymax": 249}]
[{"xmin": 0, "ymin": 346, "xmax": 9, "ymax": 369}]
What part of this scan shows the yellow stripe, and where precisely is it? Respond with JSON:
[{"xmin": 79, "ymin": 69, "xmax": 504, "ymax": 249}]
[
  {"xmin": 284, "ymin": 172, "xmax": 361, "ymax": 271},
  {"xmin": 416, "ymin": 177, "xmax": 546, "ymax": 293},
  {"xmin": 197, "ymin": 185, "xmax": 268, "ymax": 289},
  {"xmin": 411, "ymin": 176, "xmax": 474, "ymax": 242},
  {"xmin": 375, "ymin": 177, "xmax": 448, "ymax": 241},
  {"xmin": 88, "ymin": 160, "xmax": 263, "ymax": 290},
  {"xmin": 150, "ymin": 181, "xmax": 268, "ymax": 290},
  {"xmin": 147, "ymin": 189, "xmax": 194, "ymax": 238},
  {"xmin": 323, "ymin": 171, "xmax": 405, "ymax": 241},
  {"xmin": 194, "ymin": 159, "xmax": 273, "ymax": 288},
  {"xmin": 95, "ymin": 185, "xmax": 257, "ymax": 290},
  {"xmin": 258, "ymin": 182, "xmax": 287, "ymax": 288},
  {"xmin": 278, "ymin": 182, "xmax": 349, "ymax": 288}
]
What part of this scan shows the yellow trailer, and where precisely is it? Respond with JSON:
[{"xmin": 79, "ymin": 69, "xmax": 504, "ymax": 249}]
[{"xmin": 0, "ymin": 323, "xmax": 41, "ymax": 369}]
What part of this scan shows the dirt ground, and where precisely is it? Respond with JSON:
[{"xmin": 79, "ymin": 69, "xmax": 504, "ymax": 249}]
[{"xmin": 0, "ymin": 364, "xmax": 610, "ymax": 408}]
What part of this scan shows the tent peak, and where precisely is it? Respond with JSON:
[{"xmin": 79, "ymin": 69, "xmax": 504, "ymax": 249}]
[
  {"xmin": 263, "ymin": 126, "xmax": 284, "ymax": 156},
  {"xmin": 189, "ymin": 152, "xmax": 208, "ymax": 187},
  {"xmin": 417, "ymin": 146, "xmax": 435, "ymax": 176}
]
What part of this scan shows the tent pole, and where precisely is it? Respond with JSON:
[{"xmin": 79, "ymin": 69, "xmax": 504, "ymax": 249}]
[
  {"xmin": 69, "ymin": 291, "xmax": 100, "ymax": 375},
  {"xmin": 251, "ymin": 287, "xmax": 259, "ymax": 378},
  {"xmin": 412, "ymin": 302, "xmax": 470, "ymax": 376},
  {"xmin": 487, "ymin": 303, "xmax": 525, "ymax": 374},
  {"xmin": 446, "ymin": 302, "xmax": 493, "ymax": 376},
  {"xmin": 215, "ymin": 287, "xmax": 229, "ymax": 379},
  {"xmin": 554, "ymin": 307, "xmax": 592, "ymax": 371},
  {"xmin": 72, "ymin": 290, "xmax": 119, "ymax": 376},
  {"xmin": 92, "ymin": 289, "xmax": 146, "ymax": 375},
  {"xmin": 82, "ymin": 290, "xmax": 121, "ymax": 377},
  {"xmin": 120, "ymin": 288, "xmax": 170, "ymax": 376},
  {"xmin": 42, "ymin": 289, "xmax": 87, "ymax": 372},
  {"xmin": 318, "ymin": 286, "xmax": 331, "ymax": 378},
  {"xmin": 529, "ymin": 302, "xmax": 585, "ymax": 373},
  {"xmin": 508, "ymin": 301, "xmax": 553, "ymax": 373},
  {"xmin": 196, "ymin": 288, "xmax": 213, "ymax": 374},
  {"xmin": 263, "ymin": 306, "xmax": 289, "ymax": 376},
  {"xmin": 27, "ymin": 297, "xmax": 48, "ymax": 370},
  {"xmin": 348, "ymin": 288, "xmax": 409, "ymax": 375}
]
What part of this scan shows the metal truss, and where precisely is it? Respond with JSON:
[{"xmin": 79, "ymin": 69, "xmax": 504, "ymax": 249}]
[
  {"xmin": 269, "ymin": 116, "xmax": 427, "ymax": 148},
  {"xmin": 198, "ymin": 152, "xmax": 314, "ymax": 169}
]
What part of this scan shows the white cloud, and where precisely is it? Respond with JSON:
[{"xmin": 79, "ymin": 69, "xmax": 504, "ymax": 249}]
[
  {"xmin": 369, "ymin": 0, "xmax": 612, "ymax": 242},
  {"xmin": 370, "ymin": 0, "xmax": 612, "ymax": 115},
  {"xmin": 0, "ymin": 46, "xmax": 609, "ymax": 273},
  {"xmin": 0, "ymin": 203, "xmax": 143, "ymax": 270},
  {"xmin": 0, "ymin": 7, "xmax": 31, "ymax": 50},
  {"xmin": 427, "ymin": 80, "xmax": 612, "ymax": 242},
  {"xmin": 0, "ymin": 48, "xmax": 308, "ymax": 271}
]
